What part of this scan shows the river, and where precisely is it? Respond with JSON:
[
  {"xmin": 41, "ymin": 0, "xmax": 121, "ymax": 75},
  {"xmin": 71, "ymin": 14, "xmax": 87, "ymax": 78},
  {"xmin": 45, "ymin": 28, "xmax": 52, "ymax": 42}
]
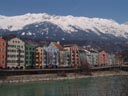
[{"xmin": 0, "ymin": 75, "xmax": 128, "ymax": 96}]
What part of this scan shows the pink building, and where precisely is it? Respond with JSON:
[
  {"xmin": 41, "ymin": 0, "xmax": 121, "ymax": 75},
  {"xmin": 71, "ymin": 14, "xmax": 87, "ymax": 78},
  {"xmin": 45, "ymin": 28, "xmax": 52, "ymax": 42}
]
[
  {"xmin": 0, "ymin": 37, "xmax": 7, "ymax": 69},
  {"xmin": 98, "ymin": 50, "xmax": 109, "ymax": 66},
  {"xmin": 70, "ymin": 45, "xmax": 80, "ymax": 68},
  {"xmin": 64, "ymin": 44, "xmax": 80, "ymax": 68}
]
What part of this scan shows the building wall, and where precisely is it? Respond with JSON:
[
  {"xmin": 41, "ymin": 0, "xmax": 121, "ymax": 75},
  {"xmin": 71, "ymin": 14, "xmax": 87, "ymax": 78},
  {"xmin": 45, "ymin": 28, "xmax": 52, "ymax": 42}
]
[
  {"xmin": 0, "ymin": 38, "xmax": 7, "ymax": 68},
  {"xmin": 90, "ymin": 52, "xmax": 98, "ymax": 66},
  {"xmin": 59, "ymin": 51, "xmax": 65, "ymax": 67},
  {"xmin": 7, "ymin": 37, "xmax": 25, "ymax": 68},
  {"xmin": 70, "ymin": 45, "xmax": 80, "ymax": 68},
  {"xmin": 115, "ymin": 53, "xmax": 122, "ymax": 65},
  {"xmin": 98, "ymin": 51, "xmax": 109, "ymax": 66},
  {"xmin": 84, "ymin": 50, "xmax": 91, "ymax": 65},
  {"xmin": 36, "ymin": 47, "xmax": 44, "ymax": 68},
  {"xmin": 25, "ymin": 44, "xmax": 36, "ymax": 68},
  {"xmin": 44, "ymin": 45, "xmax": 59, "ymax": 67},
  {"xmin": 79, "ymin": 50, "xmax": 88, "ymax": 66},
  {"xmin": 63, "ymin": 50, "xmax": 70, "ymax": 67},
  {"xmin": 108, "ymin": 54, "xmax": 115, "ymax": 65}
]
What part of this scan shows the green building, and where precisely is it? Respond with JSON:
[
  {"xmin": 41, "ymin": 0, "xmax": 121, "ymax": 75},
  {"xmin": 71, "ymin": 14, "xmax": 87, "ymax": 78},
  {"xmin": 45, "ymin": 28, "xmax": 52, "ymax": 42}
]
[{"xmin": 25, "ymin": 44, "xmax": 36, "ymax": 69}]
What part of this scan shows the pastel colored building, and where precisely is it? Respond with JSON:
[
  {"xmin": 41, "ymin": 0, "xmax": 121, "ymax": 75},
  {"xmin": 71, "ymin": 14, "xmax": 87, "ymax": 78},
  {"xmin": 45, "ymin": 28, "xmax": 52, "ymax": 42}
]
[
  {"xmin": 36, "ymin": 47, "xmax": 44, "ymax": 68},
  {"xmin": 7, "ymin": 37, "xmax": 25, "ymax": 68},
  {"xmin": 43, "ymin": 43, "xmax": 59, "ymax": 67},
  {"xmin": 84, "ymin": 50, "xmax": 91, "ymax": 65},
  {"xmin": 108, "ymin": 53, "xmax": 115, "ymax": 65},
  {"xmin": 64, "ymin": 45, "xmax": 80, "ymax": 68},
  {"xmin": 25, "ymin": 44, "xmax": 36, "ymax": 69},
  {"xmin": 90, "ymin": 50, "xmax": 99, "ymax": 66},
  {"xmin": 98, "ymin": 50, "xmax": 109, "ymax": 66},
  {"xmin": 115, "ymin": 52, "xmax": 123, "ymax": 65},
  {"xmin": 51, "ymin": 42, "xmax": 64, "ymax": 67},
  {"xmin": 79, "ymin": 49, "xmax": 88, "ymax": 66},
  {"xmin": 63, "ymin": 49, "xmax": 70, "ymax": 67},
  {"xmin": 0, "ymin": 37, "xmax": 7, "ymax": 68}
]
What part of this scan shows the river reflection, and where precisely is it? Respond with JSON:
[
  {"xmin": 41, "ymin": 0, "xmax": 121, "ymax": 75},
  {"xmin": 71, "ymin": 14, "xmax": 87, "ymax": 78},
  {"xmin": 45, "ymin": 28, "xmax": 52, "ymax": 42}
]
[{"xmin": 0, "ymin": 75, "xmax": 128, "ymax": 96}]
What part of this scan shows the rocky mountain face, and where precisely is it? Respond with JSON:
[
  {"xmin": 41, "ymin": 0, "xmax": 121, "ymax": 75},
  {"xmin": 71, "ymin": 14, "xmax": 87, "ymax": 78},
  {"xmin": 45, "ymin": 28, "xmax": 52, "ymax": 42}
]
[
  {"xmin": 0, "ymin": 13, "xmax": 128, "ymax": 40},
  {"xmin": 0, "ymin": 13, "xmax": 128, "ymax": 51}
]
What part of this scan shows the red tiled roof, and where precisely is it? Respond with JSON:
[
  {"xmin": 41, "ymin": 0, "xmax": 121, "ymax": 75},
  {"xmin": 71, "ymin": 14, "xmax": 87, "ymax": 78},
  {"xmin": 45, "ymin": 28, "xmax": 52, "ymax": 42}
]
[{"xmin": 52, "ymin": 42, "xmax": 64, "ymax": 51}]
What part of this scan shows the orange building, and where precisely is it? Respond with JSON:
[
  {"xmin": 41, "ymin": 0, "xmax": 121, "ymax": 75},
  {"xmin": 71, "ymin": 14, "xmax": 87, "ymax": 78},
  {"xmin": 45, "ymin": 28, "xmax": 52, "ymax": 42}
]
[{"xmin": 0, "ymin": 37, "xmax": 7, "ymax": 68}]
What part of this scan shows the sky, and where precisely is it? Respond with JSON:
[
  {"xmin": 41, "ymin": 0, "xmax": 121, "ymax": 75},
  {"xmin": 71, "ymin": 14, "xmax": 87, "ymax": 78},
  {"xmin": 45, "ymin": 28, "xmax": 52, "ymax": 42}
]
[{"xmin": 0, "ymin": 0, "xmax": 128, "ymax": 23}]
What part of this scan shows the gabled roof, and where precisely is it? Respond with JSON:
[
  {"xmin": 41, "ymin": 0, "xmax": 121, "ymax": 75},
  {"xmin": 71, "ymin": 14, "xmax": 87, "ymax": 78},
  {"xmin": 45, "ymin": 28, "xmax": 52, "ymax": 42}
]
[
  {"xmin": 0, "ymin": 36, "xmax": 7, "ymax": 41},
  {"xmin": 51, "ymin": 42, "xmax": 64, "ymax": 51},
  {"xmin": 64, "ymin": 44, "xmax": 80, "ymax": 47}
]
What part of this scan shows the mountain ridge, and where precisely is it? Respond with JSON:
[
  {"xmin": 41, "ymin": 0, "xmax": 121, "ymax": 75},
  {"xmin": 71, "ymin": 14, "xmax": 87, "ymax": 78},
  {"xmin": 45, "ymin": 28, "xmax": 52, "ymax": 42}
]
[{"xmin": 0, "ymin": 13, "xmax": 128, "ymax": 39}]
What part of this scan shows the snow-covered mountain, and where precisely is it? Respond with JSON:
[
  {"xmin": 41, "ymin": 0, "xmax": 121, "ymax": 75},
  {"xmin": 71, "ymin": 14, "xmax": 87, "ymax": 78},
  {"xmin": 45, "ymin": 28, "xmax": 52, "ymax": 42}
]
[{"xmin": 0, "ymin": 13, "xmax": 128, "ymax": 40}]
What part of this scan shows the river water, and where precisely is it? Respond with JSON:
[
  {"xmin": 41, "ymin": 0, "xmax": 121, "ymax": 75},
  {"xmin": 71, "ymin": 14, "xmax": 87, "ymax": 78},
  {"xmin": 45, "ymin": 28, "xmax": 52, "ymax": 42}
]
[{"xmin": 0, "ymin": 75, "xmax": 128, "ymax": 96}]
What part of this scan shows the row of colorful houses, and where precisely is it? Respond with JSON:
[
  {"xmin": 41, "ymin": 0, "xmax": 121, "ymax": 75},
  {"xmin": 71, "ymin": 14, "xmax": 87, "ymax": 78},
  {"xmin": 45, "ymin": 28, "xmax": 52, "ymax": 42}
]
[{"xmin": 0, "ymin": 36, "xmax": 123, "ymax": 69}]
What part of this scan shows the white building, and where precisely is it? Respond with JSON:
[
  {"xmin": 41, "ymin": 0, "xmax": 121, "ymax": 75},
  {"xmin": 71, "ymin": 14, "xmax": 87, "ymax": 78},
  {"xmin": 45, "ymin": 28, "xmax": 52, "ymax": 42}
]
[{"xmin": 7, "ymin": 37, "xmax": 25, "ymax": 68}]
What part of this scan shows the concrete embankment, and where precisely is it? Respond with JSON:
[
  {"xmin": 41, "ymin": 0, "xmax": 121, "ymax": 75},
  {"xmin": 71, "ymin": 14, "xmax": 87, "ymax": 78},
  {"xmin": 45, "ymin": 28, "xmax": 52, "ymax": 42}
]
[{"xmin": 0, "ymin": 70, "xmax": 127, "ymax": 84}]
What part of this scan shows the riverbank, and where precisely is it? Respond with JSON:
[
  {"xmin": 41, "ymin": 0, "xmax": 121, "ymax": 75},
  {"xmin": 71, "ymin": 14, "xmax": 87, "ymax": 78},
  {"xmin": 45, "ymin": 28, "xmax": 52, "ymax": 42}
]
[{"xmin": 0, "ymin": 70, "xmax": 127, "ymax": 84}]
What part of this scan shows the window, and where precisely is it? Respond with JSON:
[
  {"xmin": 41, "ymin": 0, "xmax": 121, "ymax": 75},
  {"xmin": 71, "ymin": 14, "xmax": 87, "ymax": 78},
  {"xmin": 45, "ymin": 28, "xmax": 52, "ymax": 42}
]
[
  {"xmin": 26, "ymin": 56, "xmax": 28, "ymax": 59},
  {"xmin": 2, "ymin": 48, "xmax": 5, "ymax": 52},
  {"xmin": 2, "ymin": 55, "xmax": 4, "ymax": 58},
  {"xmin": 17, "ymin": 45, "xmax": 20, "ymax": 48},
  {"xmin": 2, "ymin": 61, "xmax": 4, "ymax": 64},
  {"xmin": 3, "ymin": 42, "xmax": 5, "ymax": 46},
  {"xmin": 20, "ymin": 61, "xmax": 24, "ymax": 63}
]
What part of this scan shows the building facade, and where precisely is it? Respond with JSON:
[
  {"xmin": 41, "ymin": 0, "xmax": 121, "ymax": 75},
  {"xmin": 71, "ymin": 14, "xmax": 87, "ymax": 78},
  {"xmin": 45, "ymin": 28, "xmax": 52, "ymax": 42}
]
[
  {"xmin": 63, "ymin": 49, "xmax": 70, "ymax": 67},
  {"xmin": 63, "ymin": 46, "xmax": 71, "ymax": 67},
  {"xmin": 84, "ymin": 50, "xmax": 91, "ymax": 65},
  {"xmin": 108, "ymin": 53, "xmax": 115, "ymax": 65},
  {"xmin": 7, "ymin": 37, "xmax": 25, "ymax": 68},
  {"xmin": 51, "ymin": 42, "xmax": 65, "ymax": 67},
  {"xmin": 98, "ymin": 50, "xmax": 109, "ymax": 66},
  {"xmin": 25, "ymin": 44, "xmax": 36, "ymax": 68},
  {"xmin": 43, "ymin": 42, "xmax": 60, "ymax": 67},
  {"xmin": 90, "ymin": 51, "xmax": 98, "ymax": 66},
  {"xmin": 79, "ymin": 49, "xmax": 88, "ymax": 66},
  {"xmin": 0, "ymin": 37, "xmax": 7, "ymax": 68},
  {"xmin": 35, "ymin": 47, "xmax": 44, "ymax": 68},
  {"xmin": 65, "ymin": 45, "xmax": 80, "ymax": 68},
  {"xmin": 115, "ymin": 52, "xmax": 123, "ymax": 65}
]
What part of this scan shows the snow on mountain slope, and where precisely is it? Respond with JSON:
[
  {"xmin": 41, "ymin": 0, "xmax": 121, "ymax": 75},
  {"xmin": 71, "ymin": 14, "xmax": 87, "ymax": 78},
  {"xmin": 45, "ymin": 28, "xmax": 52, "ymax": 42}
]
[{"xmin": 0, "ymin": 13, "xmax": 128, "ymax": 38}]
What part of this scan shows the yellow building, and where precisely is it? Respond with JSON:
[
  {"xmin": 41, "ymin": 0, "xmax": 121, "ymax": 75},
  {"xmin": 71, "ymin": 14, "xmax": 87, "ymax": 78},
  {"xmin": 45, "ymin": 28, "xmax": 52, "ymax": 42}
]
[{"xmin": 35, "ymin": 47, "xmax": 44, "ymax": 68}]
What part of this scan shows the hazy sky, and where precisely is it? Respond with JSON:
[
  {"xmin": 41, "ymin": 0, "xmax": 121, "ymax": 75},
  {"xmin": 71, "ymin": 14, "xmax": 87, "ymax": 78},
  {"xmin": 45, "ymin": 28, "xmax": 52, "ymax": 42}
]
[{"xmin": 0, "ymin": 0, "xmax": 128, "ymax": 23}]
